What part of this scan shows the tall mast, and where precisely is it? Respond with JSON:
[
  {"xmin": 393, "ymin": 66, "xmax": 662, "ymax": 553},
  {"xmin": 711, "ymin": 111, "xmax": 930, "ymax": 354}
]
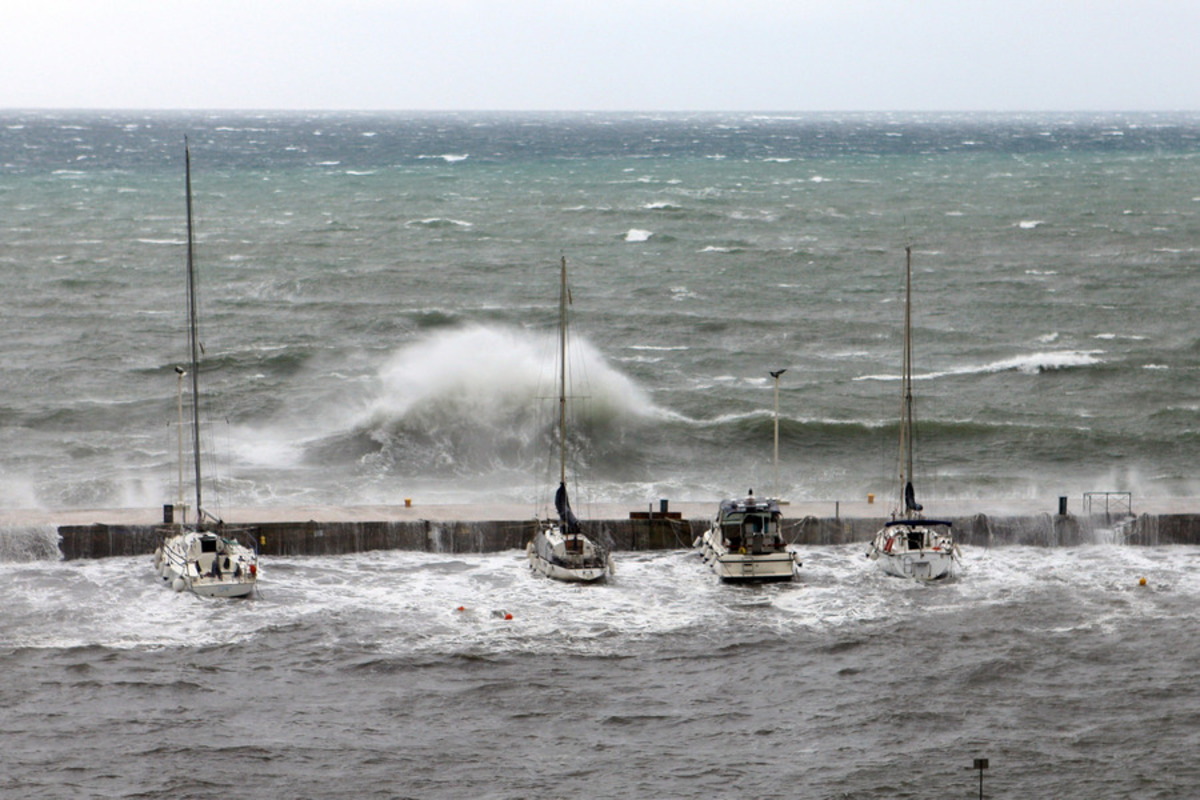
[
  {"xmin": 899, "ymin": 245, "xmax": 915, "ymax": 510},
  {"xmin": 770, "ymin": 369, "xmax": 786, "ymax": 497},
  {"xmin": 558, "ymin": 256, "xmax": 568, "ymax": 487},
  {"xmin": 185, "ymin": 139, "xmax": 204, "ymax": 519}
]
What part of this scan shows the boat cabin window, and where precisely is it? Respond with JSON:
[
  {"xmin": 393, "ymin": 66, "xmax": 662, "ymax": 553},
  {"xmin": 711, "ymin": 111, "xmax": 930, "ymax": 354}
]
[
  {"xmin": 200, "ymin": 537, "xmax": 218, "ymax": 553},
  {"xmin": 740, "ymin": 515, "xmax": 777, "ymax": 535}
]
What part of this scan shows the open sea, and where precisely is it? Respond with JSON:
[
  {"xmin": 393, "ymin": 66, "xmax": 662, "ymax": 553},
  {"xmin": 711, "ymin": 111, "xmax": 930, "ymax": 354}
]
[{"xmin": 3, "ymin": 111, "xmax": 1200, "ymax": 797}]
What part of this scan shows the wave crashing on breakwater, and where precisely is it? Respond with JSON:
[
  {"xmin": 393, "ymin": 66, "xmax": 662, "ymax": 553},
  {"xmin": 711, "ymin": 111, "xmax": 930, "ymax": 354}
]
[{"xmin": 0, "ymin": 524, "xmax": 62, "ymax": 562}]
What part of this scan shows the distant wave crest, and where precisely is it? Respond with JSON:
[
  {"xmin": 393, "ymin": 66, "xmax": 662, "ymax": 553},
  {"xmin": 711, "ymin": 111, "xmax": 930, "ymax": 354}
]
[{"xmin": 856, "ymin": 350, "xmax": 1104, "ymax": 381}]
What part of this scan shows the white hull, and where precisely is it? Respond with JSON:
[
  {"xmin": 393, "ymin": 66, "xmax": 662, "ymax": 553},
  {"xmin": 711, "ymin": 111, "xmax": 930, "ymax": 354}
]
[
  {"xmin": 866, "ymin": 522, "xmax": 958, "ymax": 581},
  {"xmin": 696, "ymin": 525, "xmax": 798, "ymax": 582},
  {"xmin": 155, "ymin": 528, "xmax": 258, "ymax": 598},
  {"xmin": 527, "ymin": 526, "xmax": 609, "ymax": 583}
]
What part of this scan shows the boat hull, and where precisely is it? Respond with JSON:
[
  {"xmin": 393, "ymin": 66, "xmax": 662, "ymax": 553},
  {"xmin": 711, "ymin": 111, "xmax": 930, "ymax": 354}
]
[
  {"xmin": 865, "ymin": 523, "xmax": 957, "ymax": 581},
  {"xmin": 695, "ymin": 526, "xmax": 798, "ymax": 583},
  {"xmin": 870, "ymin": 549, "xmax": 956, "ymax": 581},
  {"xmin": 527, "ymin": 527, "xmax": 609, "ymax": 583},
  {"xmin": 155, "ymin": 528, "xmax": 258, "ymax": 598}
]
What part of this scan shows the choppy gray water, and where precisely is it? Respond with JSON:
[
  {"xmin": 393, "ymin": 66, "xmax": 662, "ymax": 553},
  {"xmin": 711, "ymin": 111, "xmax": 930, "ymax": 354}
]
[
  {"xmin": 3, "ymin": 111, "xmax": 1200, "ymax": 512},
  {"xmin": 3, "ymin": 545, "xmax": 1198, "ymax": 798},
  {"xmin": 4, "ymin": 112, "xmax": 1200, "ymax": 798}
]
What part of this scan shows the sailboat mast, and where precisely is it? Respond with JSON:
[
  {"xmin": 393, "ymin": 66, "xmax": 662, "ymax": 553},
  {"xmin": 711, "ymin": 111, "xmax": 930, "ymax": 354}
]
[
  {"xmin": 558, "ymin": 256, "xmax": 568, "ymax": 487},
  {"xmin": 184, "ymin": 140, "xmax": 204, "ymax": 518},
  {"xmin": 899, "ymin": 245, "xmax": 915, "ymax": 507}
]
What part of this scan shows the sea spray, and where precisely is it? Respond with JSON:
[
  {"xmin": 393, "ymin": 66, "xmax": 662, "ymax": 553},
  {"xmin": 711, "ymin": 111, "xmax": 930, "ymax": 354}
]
[{"xmin": 0, "ymin": 524, "xmax": 62, "ymax": 562}]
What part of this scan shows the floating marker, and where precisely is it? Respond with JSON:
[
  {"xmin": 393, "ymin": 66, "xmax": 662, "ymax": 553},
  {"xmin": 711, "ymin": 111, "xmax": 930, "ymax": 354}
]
[
  {"xmin": 457, "ymin": 606, "xmax": 465, "ymax": 611},
  {"xmin": 504, "ymin": 613, "xmax": 513, "ymax": 620},
  {"xmin": 1139, "ymin": 577, "xmax": 1147, "ymax": 586}
]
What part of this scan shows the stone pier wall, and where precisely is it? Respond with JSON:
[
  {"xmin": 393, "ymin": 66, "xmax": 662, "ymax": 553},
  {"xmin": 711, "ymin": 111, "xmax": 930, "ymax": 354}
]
[{"xmin": 51, "ymin": 512, "xmax": 1200, "ymax": 560}]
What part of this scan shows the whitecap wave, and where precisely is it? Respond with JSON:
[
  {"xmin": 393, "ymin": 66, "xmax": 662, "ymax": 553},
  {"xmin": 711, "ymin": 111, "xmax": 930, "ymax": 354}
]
[
  {"xmin": 360, "ymin": 325, "xmax": 654, "ymax": 427},
  {"xmin": 407, "ymin": 218, "xmax": 473, "ymax": 229},
  {"xmin": 419, "ymin": 154, "xmax": 469, "ymax": 163},
  {"xmin": 624, "ymin": 229, "xmax": 653, "ymax": 242},
  {"xmin": 856, "ymin": 350, "xmax": 1104, "ymax": 381}
]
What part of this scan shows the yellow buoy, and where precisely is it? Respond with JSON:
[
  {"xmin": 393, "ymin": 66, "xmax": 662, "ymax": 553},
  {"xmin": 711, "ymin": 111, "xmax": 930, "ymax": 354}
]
[
  {"xmin": 867, "ymin": 493, "xmax": 875, "ymax": 504},
  {"xmin": 1139, "ymin": 577, "xmax": 1147, "ymax": 586}
]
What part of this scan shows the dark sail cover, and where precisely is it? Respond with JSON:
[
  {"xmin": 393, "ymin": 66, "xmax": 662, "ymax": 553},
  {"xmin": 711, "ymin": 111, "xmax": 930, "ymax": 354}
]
[
  {"xmin": 905, "ymin": 481, "xmax": 923, "ymax": 513},
  {"xmin": 555, "ymin": 481, "xmax": 581, "ymax": 534}
]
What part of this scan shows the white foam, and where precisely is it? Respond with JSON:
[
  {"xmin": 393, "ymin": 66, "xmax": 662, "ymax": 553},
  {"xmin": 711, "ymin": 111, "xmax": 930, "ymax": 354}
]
[
  {"xmin": 361, "ymin": 324, "xmax": 656, "ymax": 429},
  {"xmin": 418, "ymin": 154, "xmax": 469, "ymax": 163},
  {"xmin": 856, "ymin": 350, "xmax": 1104, "ymax": 381},
  {"xmin": 5, "ymin": 545, "xmax": 1197, "ymax": 654},
  {"xmin": 1017, "ymin": 220, "xmax": 1044, "ymax": 229},
  {"xmin": 407, "ymin": 218, "xmax": 473, "ymax": 228},
  {"xmin": 624, "ymin": 229, "xmax": 653, "ymax": 242}
]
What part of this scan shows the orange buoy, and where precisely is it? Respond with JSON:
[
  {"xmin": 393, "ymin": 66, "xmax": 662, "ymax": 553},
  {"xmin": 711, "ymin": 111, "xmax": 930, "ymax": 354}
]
[
  {"xmin": 1139, "ymin": 577, "xmax": 1147, "ymax": 586},
  {"xmin": 504, "ymin": 613, "xmax": 513, "ymax": 620},
  {"xmin": 457, "ymin": 606, "xmax": 465, "ymax": 611}
]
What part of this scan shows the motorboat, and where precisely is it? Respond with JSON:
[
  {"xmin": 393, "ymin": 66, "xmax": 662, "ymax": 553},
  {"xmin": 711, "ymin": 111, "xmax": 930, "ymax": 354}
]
[{"xmin": 695, "ymin": 491, "xmax": 799, "ymax": 582}]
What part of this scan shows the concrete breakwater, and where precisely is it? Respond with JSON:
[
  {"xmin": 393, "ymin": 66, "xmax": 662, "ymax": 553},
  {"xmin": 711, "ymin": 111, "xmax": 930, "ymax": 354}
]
[{"xmin": 50, "ymin": 509, "xmax": 1199, "ymax": 560}]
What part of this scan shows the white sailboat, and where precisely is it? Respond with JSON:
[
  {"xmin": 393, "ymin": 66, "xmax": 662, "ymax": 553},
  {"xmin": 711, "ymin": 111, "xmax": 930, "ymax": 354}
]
[
  {"xmin": 865, "ymin": 247, "xmax": 960, "ymax": 581},
  {"xmin": 153, "ymin": 141, "xmax": 259, "ymax": 598},
  {"xmin": 526, "ymin": 257, "xmax": 612, "ymax": 583}
]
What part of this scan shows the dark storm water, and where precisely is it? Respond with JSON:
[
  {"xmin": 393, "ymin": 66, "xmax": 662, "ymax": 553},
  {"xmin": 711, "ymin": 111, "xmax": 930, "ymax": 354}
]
[
  {"xmin": 3, "ymin": 544, "xmax": 1198, "ymax": 798},
  {"xmin": 3, "ymin": 110, "xmax": 1200, "ymax": 511}
]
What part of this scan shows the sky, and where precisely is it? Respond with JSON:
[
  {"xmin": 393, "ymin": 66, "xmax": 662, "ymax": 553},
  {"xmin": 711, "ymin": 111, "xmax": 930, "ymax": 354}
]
[{"xmin": 2, "ymin": 0, "xmax": 1198, "ymax": 112}]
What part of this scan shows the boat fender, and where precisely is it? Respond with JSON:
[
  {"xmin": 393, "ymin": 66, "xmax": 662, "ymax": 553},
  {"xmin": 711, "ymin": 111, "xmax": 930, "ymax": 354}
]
[
  {"xmin": 172, "ymin": 576, "xmax": 185, "ymax": 592},
  {"xmin": 883, "ymin": 536, "xmax": 895, "ymax": 554},
  {"xmin": 738, "ymin": 547, "xmax": 746, "ymax": 555},
  {"xmin": 249, "ymin": 563, "xmax": 257, "ymax": 577}
]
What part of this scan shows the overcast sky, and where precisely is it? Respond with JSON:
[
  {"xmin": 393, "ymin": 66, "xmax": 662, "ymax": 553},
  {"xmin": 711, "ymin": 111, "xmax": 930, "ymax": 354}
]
[{"xmin": 3, "ymin": 0, "xmax": 1198, "ymax": 112}]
